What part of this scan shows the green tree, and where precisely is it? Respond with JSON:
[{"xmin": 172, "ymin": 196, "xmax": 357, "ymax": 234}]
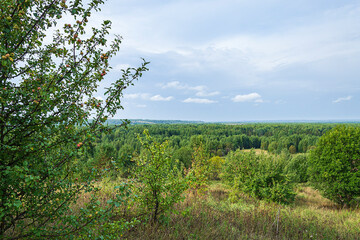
[
  {"xmin": 268, "ymin": 141, "xmax": 278, "ymax": 153},
  {"xmin": 189, "ymin": 141, "xmax": 209, "ymax": 195},
  {"xmin": 289, "ymin": 145, "xmax": 296, "ymax": 154},
  {"xmin": 0, "ymin": 0, "xmax": 148, "ymax": 238},
  {"xmin": 116, "ymin": 143, "xmax": 135, "ymax": 176},
  {"xmin": 172, "ymin": 146, "xmax": 193, "ymax": 168},
  {"xmin": 284, "ymin": 154, "xmax": 309, "ymax": 183},
  {"xmin": 207, "ymin": 156, "xmax": 224, "ymax": 180},
  {"xmin": 133, "ymin": 130, "xmax": 188, "ymax": 223},
  {"xmin": 308, "ymin": 125, "xmax": 360, "ymax": 206}
]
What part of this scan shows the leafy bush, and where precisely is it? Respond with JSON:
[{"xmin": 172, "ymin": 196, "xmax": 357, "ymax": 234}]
[
  {"xmin": 284, "ymin": 154, "xmax": 309, "ymax": 183},
  {"xmin": 187, "ymin": 142, "xmax": 210, "ymax": 196},
  {"xmin": 172, "ymin": 146, "xmax": 193, "ymax": 168},
  {"xmin": 207, "ymin": 156, "xmax": 225, "ymax": 180},
  {"xmin": 221, "ymin": 150, "xmax": 295, "ymax": 204},
  {"xmin": 308, "ymin": 125, "xmax": 360, "ymax": 206},
  {"xmin": 133, "ymin": 130, "xmax": 188, "ymax": 222}
]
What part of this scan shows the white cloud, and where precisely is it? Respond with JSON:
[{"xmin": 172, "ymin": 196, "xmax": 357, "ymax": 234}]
[
  {"xmin": 189, "ymin": 85, "xmax": 205, "ymax": 92},
  {"xmin": 161, "ymin": 81, "xmax": 220, "ymax": 97},
  {"xmin": 150, "ymin": 95, "xmax": 174, "ymax": 101},
  {"xmin": 183, "ymin": 98, "xmax": 217, "ymax": 104},
  {"xmin": 123, "ymin": 93, "xmax": 173, "ymax": 102},
  {"xmin": 333, "ymin": 95, "xmax": 352, "ymax": 103},
  {"xmin": 123, "ymin": 93, "xmax": 138, "ymax": 99},
  {"xmin": 232, "ymin": 93, "xmax": 263, "ymax": 103},
  {"xmin": 196, "ymin": 91, "xmax": 220, "ymax": 97},
  {"xmin": 161, "ymin": 81, "xmax": 185, "ymax": 90},
  {"xmin": 123, "ymin": 93, "xmax": 150, "ymax": 100},
  {"xmin": 211, "ymin": 4, "xmax": 360, "ymax": 71}
]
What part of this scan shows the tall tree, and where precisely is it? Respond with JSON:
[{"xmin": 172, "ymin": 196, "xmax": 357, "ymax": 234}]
[{"xmin": 0, "ymin": 0, "xmax": 148, "ymax": 238}]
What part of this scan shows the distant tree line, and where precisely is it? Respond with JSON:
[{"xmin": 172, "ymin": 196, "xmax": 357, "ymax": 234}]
[
  {"xmin": 75, "ymin": 123, "xmax": 360, "ymax": 206},
  {"xmin": 77, "ymin": 123, "xmax": 349, "ymax": 177}
]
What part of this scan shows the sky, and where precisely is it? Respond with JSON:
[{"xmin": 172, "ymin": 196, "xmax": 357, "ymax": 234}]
[{"xmin": 90, "ymin": 0, "xmax": 360, "ymax": 122}]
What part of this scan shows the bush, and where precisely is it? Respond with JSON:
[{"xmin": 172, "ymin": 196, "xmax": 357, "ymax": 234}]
[
  {"xmin": 188, "ymin": 142, "xmax": 209, "ymax": 196},
  {"xmin": 207, "ymin": 156, "xmax": 225, "ymax": 180},
  {"xmin": 284, "ymin": 154, "xmax": 309, "ymax": 183},
  {"xmin": 308, "ymin": 125, "xmax": 360, "ymax": 206},
  {"xmin": 172, "ymin": 146, "xmax": 193, "ymax": 168},
  {"xmin": 133, "ymin": 130, "xmax": 188, "ymax": 222},
  {"xmin": 221, "ymin": 150, "xmax": 295, "ymax": 204}
]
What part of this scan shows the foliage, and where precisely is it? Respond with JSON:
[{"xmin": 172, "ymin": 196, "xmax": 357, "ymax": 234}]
[
  {"xmin": 289, "ymin": 145, "xmax": 297, "ymax": 154},
  {"xmin": 132, "ymin": 130, "xmax": 188, "ymax": 222},
  {"xmin": 172, "ymin": 146, "xmax": 193, "ymax": 168},
  {"xmin": 0, "ymin": 0, "xmax": 148, "ymax": 238},
  {"xmin": 308, "ymin": 125, "xmax": 360, "ymax": 206},
  {"xmin": 284, "ymin": 154, "xmax": 309, "ymax": 183},
  {"xmin": 188, "ymin": 141, "xmax": 209, "ymax": 195},
  {"xmin": 221, "ymin": 150, "xmax": 295, "ymax": 204},
  {"xmin": 80, "ymin": 123, "xmax": 348, "ymax": 165},
  {"xmin": 207, "ymin": 156, "xmax": 225, "ymax": 180}
]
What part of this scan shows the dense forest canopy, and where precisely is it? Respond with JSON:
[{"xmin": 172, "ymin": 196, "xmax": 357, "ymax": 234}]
[{"xmin": 79, "ymin": 122, "xmax": 359, "ymax": 175}]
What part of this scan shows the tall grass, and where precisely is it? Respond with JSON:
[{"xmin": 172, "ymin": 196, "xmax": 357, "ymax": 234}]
[
  {"xmin": 68, "ymin": 178, "xmax": 359, "ymax": 239},
  {"xmin": 122, "ymin": 182, "xmax": 360, "ymax": 240}
]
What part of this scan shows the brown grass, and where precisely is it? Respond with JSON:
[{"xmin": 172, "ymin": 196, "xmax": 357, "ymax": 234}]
[
  {"xmin": 241, "ymin": 149, "xmax": 269, "ymax": 155},
  {"xmin": 122, "ymin": 183, "xmax": 360, "ymax": 240},
  {"xmin": 64, "ymin": 179, "xmax": 360, "ymax": 240}
]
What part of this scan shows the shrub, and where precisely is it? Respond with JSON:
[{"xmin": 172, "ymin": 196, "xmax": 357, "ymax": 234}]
[
  {"xmin": 188, "ymin": 142, "xmax": 209, "ymax": 196},
  {"xmin": 172, "ymin": 146, "xmax": 193, "ymax": 168},
  {"xmin": 308, "ymin": 125, "xmax": 360, "ymax": 206},
  {"xmin": 289, "ymin": 145, "xmax": 297, "ymax": 154},
  {"xmin": 221, "ymin": 150, "xmax": 295, "ymax": 204},
  {"xmin": 284, "ymin": 154, "xmax": 309, "ymax": 183},
  {"xmin": 133, "ymin": 130, "xmax": 188, "ymax": 222},
  {"xmin": 207, "ymin": 156, "xmax": 225, "ymax": 180}
]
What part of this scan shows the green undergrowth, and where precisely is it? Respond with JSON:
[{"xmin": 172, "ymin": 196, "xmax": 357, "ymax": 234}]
[{"xmin": 123, "ymin": 182, "xmax": 360, "ymax": 240}]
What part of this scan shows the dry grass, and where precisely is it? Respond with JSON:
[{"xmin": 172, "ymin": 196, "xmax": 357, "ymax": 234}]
[
  {"xmin": 295, "ymin": 186, "xmax": 336, "ymax": 208},
  {"xmin": 66, "ymin": 179, "xmax": 360, "ymax": 240},
  {"xmin": 291, "ymin": 186, "xmax": 360, "ymax": 237},
  {"xmin": 11, "ymin": 177, "xmax": 359, "ymax": 239},
  {"xmin": 122, "ymin": 182, "xmax": 360, "ymax": 240},
  {"xmin": 241, "ymin": 149, "xmax": 269, "ymax": 155}
]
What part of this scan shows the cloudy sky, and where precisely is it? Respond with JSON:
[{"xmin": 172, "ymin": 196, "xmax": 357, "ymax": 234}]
[{"xmin": 92, "ymin": 0, "xmax": 360, "ymax": 122}]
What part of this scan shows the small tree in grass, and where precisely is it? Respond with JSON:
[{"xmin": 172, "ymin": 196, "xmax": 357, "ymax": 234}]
[
  {"xmin": 189, "ymin": 141, "xmax": 209, "ymax": 196},
  {"xmin": 133, "ymin": 130, "xmax": 188, "ymax": 223},
  {"xmin": 308, "ymin": 125, "xmax": 360, "ymax": 206},
  {"xmin": 207, "ymin": 156, "xmax": 224, "ymax": 180},
  {"xmin": 289, "ymin": 145, "xmax": 296, "ymax": 154},
  {"xmin": 0, "ymin": 0, "xmax": 148, "ymax": 238}
]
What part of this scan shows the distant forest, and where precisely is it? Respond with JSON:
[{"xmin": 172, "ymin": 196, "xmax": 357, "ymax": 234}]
[{"xmin": 77, "ymin": 122, "xmax": 360, "ymax": 176}]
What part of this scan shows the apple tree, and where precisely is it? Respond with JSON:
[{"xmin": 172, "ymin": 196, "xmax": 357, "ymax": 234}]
[{"xmin": 0, "ymin": 0, "xmax": 148, "ymax": 238}]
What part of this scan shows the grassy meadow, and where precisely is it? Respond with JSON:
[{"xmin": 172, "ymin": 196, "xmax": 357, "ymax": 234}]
[{"xmin": 74, "ymin": 177, "xmax": 359, "ymax": 240}]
